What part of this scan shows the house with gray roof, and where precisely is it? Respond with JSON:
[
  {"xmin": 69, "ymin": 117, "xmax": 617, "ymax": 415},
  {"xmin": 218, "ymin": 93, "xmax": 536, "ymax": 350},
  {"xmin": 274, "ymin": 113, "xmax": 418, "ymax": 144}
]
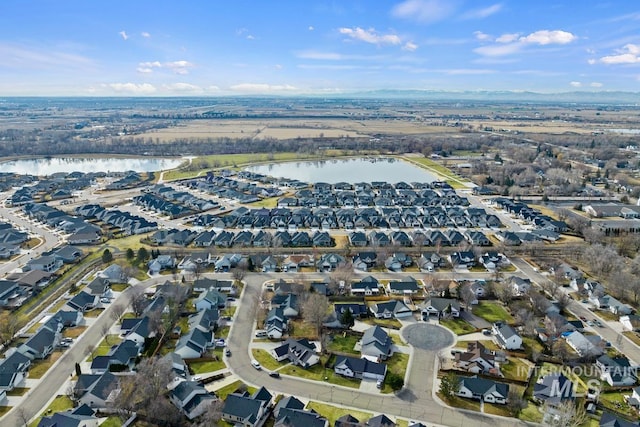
[
  {"xmin": 175, "ymin": 327, "xmax": 215, "ymax": 359},
  {"xmin": 596, "ymin": 354, "xmax": 637, "ymax": 387},
  {"xmin": 18, "ymin": 325, "xmax": 60, "ymax": 360},
  {"xmin": 169, "ymin": 379, "xmax": 218, "ymax": 420},
  {"xmin": 360, "ymin": 325, "xmax": 392, "ymax": 361},
  {"xmin": 334, "ymin": 355, "xmax": 387, "ymax": 381},
  {"xmin": 421, "ymin": 297, "xmax": 461, "ymax": 318},
  {"xmin": 0, "ymin": 350, "xmax": 31, "ymax": 391},
  {"xmin": 75, "ymin": 371, "xmax": 120, "ymax": 409},
  {"xmin": 492, "ymin": 323, "xmax": 522, "ymax": 350},
  {"xmin": 97, "ymin": 264, "xmax": 126, "ymax": 283},
  {"xmin": 371, "ymin": 300, "xmax": 412, "ymax": 319},
  {"xmin": 274, "ymin": 396, "xmax": 305, "ymax": 418},
  {"xmin": 222, "ymin": 387, "xmax": 272, "ymax": 427},
  {"xmin": 275, "ymin": 407, "xmax": 328, "ymax": 427},
  {"xmin": 457, "ymin": 376, "xmax": 509, "ymax": 404},
  {"xmin": 66, "ymin": 291, "xmax": 99, "ymax": 312},
  {"xmin": 36, "ymin": 404, "xmax": 101, "ymax": 427},
  {"xmin": 350, "ymin": 276, "xmax": 380, "ymax": 296},
  {"xmin": 387, "ymin": 277, "xmax": 421, "ymax": 295},
  {"xmin": 533, "ymin": 373, "xmax": 574, "ymax": 404},
  {"xmin": 270, "ymin": 338, "xmax": 319, "ymax": 368},
  {"xmin": 194, "ymin": 288, "xmax": 226, "ymax": 311}
]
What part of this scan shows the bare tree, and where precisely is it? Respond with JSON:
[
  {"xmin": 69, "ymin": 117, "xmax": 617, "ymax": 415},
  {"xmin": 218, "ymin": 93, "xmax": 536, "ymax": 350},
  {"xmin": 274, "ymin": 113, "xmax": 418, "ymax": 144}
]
[
  {"xmin": 194, "ymin": 399, "xmax": 224, "ymax": 427},
  {"xmin": 554, "ymin": 290, "xmax": 572, "ymax": 313},
  {"xmin": 101, "ymin": 323, "xmax": 112, "ymax": 344},
  {"xmin": 110, "ymin": 303, "xmax": 126, "ymax": 322},
  {"xmin": 232, "ymin": 258, "xmax": 248, "ymax": 282},
  {"xmin": 492, "ymin": 280, "xmax": 514, "ymax": 304},
  {"xmin": 0, "ymin": 310, "xmax": 22, "ymax": 347},
  {"xmin": 542, "ymin": 399, "xmax": 587, "ymax": 427},
  {"xmin": 506, "ymin": 389, "xmax": 527, "ymax": 416},
  {"xmin": 130, "ymin": 287, "xmax": 148, "ymax": 317},
  {"xmin": 459, "ymin": 283, "xmax": 476, "ymax": 308},
  {"xmin": 302, "ymin": 293, "xmax": 330, "ymax": 337}
]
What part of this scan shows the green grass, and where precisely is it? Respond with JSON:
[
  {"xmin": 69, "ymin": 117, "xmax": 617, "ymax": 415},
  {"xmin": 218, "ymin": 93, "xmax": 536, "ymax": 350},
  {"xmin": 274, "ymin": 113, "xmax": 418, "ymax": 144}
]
[
  {"xmin": 500, "ymin": 357, "xmax": 532, "ymax": 382},
  {"xmin": 0, "ymin": 406, "xmax": 12, "ymax": 417},
  {"xmin": 484, "ymin": 403, "xmax": 513, "ymax": 417},
  {"xmin": 622, "ymin": 331, "xmax": 640, "ymax": 346},
  {"xmin": 6, "ymin": 387, "xmax": 29, "ymax": 396},
  {"xmin": 408, "ymin": 157, "xmax": 472, "ymax": 189},
  {"xmin": 28, "ymin": 350, "xmax": 63, "ymax": 379},
  {"xmin": 305, "ymin": 401, "xmax": 372, "ymax": 426},
  {"xmin": 249, "ymin": 197, "xmax": 279, "ymax": 208},
  {"xmin": 209, "ymin": 380, "xmax": 256, "ymax": 399},
  {"xmin": 217, "ymin": 325, "xmax": 230, "ymax": 339},
  {"xmin": 439, "ymin": 318, "xmax": 477, "ymax": 335},
  {"xmin": 456, "ymin": 339, "xmax": 499, "ymax": 351},
  {"xmin": 279, "ymin": 364, "xmax": 360, "ymax": 388},
  {"xmin": 84, "ymin": 308, "xmax": 105, "ymax": 318},
  {"xmin": 222, "ymin": 306, "xmax": 237, "ymax": 318},
  {"xmin": 288, "ymin": 319, "xmax": 318, "ymax": 339},
  {"xmin": 252, "ymin": 349, "xmax": 287, "ymax": 371},
  {"xmin": 188, "ymin": 351, "xmax": 226, "ymax": 374},
  {"xmin": 90, "ymin": 335, "xmax": 122, "ymax": 361},
  {"xmin": 29, "ymin": 395, "xmax": 73, "ymax": 427},
  {"xmin": 437, "ymin": 393, "xmax": 481, "ymax": 412},
  {"xmin": 63, "ymin": 326, "xmax": 87, "ymax": 338},
  {"xmin": 99, "ymin": 417, "xmax": 123, "ymax": 427},
  {"xmin": 327, "ymin": 334, "xmax": 360, "ymax": 355},
  {"xmin": 518, "ymin": 403, "xmax": 543, "ymax": 423},
  {"xmin": 522, "ymin": 336, "xmax": 544, "ymax": 354},
  {"xmin": 599, "ymin": 391, "xmax": 637, "ymax": 419},
  {"xmin": 596, "ymin": 310, "xmax": 619, "ymax": 321},
  {"xmin": 360, "ymin": 317, "xmax": 403, "ymax": 329},
  {"xmin": 472, "ymin": 301, "xmax": 514, "ymax": 324},
  {"xmin": 110, "ymin": 283, "xmax": 129, "ymax": 292}
]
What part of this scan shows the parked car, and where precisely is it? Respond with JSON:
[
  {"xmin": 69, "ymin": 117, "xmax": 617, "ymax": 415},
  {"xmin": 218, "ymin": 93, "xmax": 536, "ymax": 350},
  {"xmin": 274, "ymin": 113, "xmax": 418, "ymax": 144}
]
[
  {"xmin": 376, "ymin": 379, "xmax": 383, "ymax": 389},
  {"xmin": 225, "ymin": 348, "xmax": 231, "ymax": 357},
  {"xmin": 215, "ymin": 339, "xmax": 226, "ymax": 347},
  {"xmin": 482, "ymin": 329, "xmax": 492, "ymax": 336},
  {"xmin": 251, "ymin": 360, "xmax": 262, "ymax": 370},
  {"xmin": 269, "ymin": 371, "xmax": 280, "ymax": 378},
  {"xmin": 100, "ymin": 298, "xmax": 111, "ymax": 304},
  {"xmin": 255, "ymin": 330, "xmax": 267, "ymax": 338},
  {"xmin": 594, "ymin": 319, "xmax": 604, "ymax": 327}
]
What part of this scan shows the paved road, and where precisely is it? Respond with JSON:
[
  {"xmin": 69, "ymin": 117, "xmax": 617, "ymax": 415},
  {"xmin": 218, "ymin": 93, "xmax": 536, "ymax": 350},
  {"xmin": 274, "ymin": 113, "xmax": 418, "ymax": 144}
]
[
  {"xmin": 513, "ymin": 258, "xmax": 640, "ymax": 364},
  {"xmin": 227, "ymin": 274, "xmax": 530, "ymax": 427},
  {"xmin": 1, "ymin": 275, "xmax": 171, "ymax": 426}
]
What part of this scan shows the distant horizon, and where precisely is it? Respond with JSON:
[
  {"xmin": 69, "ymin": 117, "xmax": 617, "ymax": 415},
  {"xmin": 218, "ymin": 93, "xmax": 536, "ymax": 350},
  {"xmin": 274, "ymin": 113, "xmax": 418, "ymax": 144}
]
[{"xmin": 0, "ymin": 1, "xmax": 639, "ymax": 96}]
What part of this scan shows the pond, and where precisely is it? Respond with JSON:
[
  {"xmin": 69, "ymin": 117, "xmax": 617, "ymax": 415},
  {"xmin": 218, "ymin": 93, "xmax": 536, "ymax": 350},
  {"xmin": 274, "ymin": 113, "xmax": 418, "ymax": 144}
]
[
  {"xmin": 245, "ymin": 157, "xmax": 438, "ymax": 183},
  {"xmin": 0, "ymin": 157, "xmax": 184, "ymax": 175}
]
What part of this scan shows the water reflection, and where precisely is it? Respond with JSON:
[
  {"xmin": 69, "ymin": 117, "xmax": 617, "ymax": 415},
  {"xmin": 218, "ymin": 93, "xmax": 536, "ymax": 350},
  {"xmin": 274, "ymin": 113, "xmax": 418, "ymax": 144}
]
[
  {"xmin": 0, "ymin": 157, "xmax": 183, "ymax": 175},
  {"xmin": 246, "ymin": 157, "xmax": 437, "ymax": 183}
]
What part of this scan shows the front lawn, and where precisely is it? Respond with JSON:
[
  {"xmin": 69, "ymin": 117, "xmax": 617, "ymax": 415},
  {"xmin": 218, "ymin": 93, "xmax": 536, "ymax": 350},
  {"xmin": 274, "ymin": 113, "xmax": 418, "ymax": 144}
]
[
  {"xmin": 484, "ymin": 403, "xmax": 513, "ymax": 417},
  {"xmin": 83, "ymin": 308, "xmax": 104, "ymax": 318},
  {"xmin": 110, "ymin": 283, "xmax": 129, "ymax": 292},
  {"xmin": 439, "ymin": 318, "xmax": 476, "ymax": 335},
  {"xmin": 252, "ymin": 349, "xmax": 287, "ymax": 371},
  {"xmin": 622, "ymin": 331, "xmax": 640, "ymax": 346},
  {"xmin": 0, "ymin": 406, "xmax": 12, "ymax": 417},
  {"xmin": 472, "ymin": 301, "xmax": 514, "ymax": 324},
  {"xmin": 386, "ymin": 352, "xmax": 409, "ymax": 377},
  {"xmin": 217, "ymin": 325, "xmax": 230, "ymax": 339},
  {"xmin": 90, "ymin": 334, "xmax": 122, "ymax": 361},
  {"xmin": 6, "ymin": 387, "xmax": 29, "ymax": 396},
  {"xmin": 279, "ymin": 364, "xmax": 360, "ymax": 388},
  {"xmin": 29, "ymin": 350, "xmax": 63, "ymax": 379},
  {"xmin": 29, "ymin": 395, "xmax": 73, "ymax": 427},
  {"xmin": 222, "ymin": 306, "xmax": 237, "ymax": 318},
  {"xmin": 63, "ymin": 326, "xmax": 87, "ymax": 339},
  {"xmin": 361, "ymin": 317, "xmax": 402, "ymax": 329},
  {"xmin": 437, "ymin": 393, "xmax": 481, "ymax": 412},
  {"xmin": 327, "ymin": 334, "xmax": 360, "ymax": 355},
  {"xmin": 305, "ymin": 401, "xmax": 372, "ymax": 426}
]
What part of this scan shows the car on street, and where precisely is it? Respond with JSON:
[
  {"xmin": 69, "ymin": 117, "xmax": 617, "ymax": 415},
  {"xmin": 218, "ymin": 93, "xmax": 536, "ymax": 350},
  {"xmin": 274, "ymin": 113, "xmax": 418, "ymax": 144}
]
[
  {"xmin": 251, "ymin": 360, "xmax": 262, "ymax": 370},
  {"xmin": 225, "ymin": 348, "xmax": 231, "ymax": 357},
  {"xmin": 579, "ymin": 316, "xmax": 587, "ymax": 322},
  {"xmin": 594, "ymin": 319, "xmax": 604, "ymax": 327},
  {"xmin": 586, "ymin": 320, "xmax": 595, "ymax": 327},
  {"xmin": 268, "ymin": 371, "xmax": 280, "ymax": 378}
]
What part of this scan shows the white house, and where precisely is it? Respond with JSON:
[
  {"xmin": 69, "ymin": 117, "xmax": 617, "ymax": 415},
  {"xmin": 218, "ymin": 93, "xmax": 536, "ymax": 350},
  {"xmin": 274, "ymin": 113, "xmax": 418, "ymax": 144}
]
[
  {"xmin": 457, "ymin": 376, "xmax": 509, "ymax": 404},
  {"xmin": 492, "ymin": 323, "xmax": 522, "ymax": 350}
]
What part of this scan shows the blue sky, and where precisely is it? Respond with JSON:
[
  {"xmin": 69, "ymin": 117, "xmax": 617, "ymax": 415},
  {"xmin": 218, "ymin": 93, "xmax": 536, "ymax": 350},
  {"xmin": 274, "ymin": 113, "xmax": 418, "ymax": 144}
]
[{"xmin": 0, "ymin": 0, "xmax": 639, "ymax": 96}]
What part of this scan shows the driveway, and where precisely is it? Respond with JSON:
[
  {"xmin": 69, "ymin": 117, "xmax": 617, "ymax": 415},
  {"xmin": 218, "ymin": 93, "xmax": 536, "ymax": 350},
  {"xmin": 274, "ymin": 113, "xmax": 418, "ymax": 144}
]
[
  {"xmin": 228, "ymin": 276, "xmax": 534, "ymax": 426},
  {"xmin": 460, "ymin": 310, "xmax": 491, "ymax": 329}
]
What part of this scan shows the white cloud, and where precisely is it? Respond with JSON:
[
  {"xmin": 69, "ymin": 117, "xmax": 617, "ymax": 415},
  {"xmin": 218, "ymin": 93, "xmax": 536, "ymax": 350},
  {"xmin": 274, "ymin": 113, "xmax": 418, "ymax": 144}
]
[
  {"xmin": 402, "ymin": 41, "xmax": 418, "ymax": 51},
  {"xmin": 308, "ymin": 26, "xmax": 314, "ymax": 31},
  {"xmin": 474, "ymin": 29, "xmax": 577, "ymax": 57},
  {"xmin": 207, "ymin": 85, "xmax": 220, "ymax": 91},
  {"xmin": 496, "ymin": 33, "xmax": 519, "ymax": 43},
  {"xmin": 590, "ymin": 82, "xmax": 603, "ymax": 87},
  {"xmin": 274, "ymin": 64, "xmax": 283, "ymax": 69},
  {"xmin": 391, "ymin": 0, "xmax": 457, "ymax": 24},
  {"xmin": 570, "ymin": 81, "xmax": 582, "ymax": 87},
  {"xmin": 599, "ymin": 44, "xmax": 640, "ymax": 64},
  {"xmin": 445, "ymin": 68, "xmax": 495, "ymax": 75},
  {"xmin": 108, "ymin": 83, "xmax": 156, "ymax": 94},
  {"xmin": 339, "ymin": 27, "xmax": 401, "ymax": 45},
  {"xmin": 0, "ymin": 42, "xmax": 94, "ymax": 70},
  {"xmin": 297, "ymin": 51, "xmax": 344, "ymax": 60},
  {"xmin": 162, "ymin": 83, "xmax": 202, "ymax": 92},
  {"xmin": 473, "ymin": 43, "xmax": 522, "ymax": 57},
  {"xmin": 119, "ymin": 31, "xmax": 129, "ymax": 41},
  {"xmin": 587, "ymin": 58, "xmax": 596, "ymax": 65},
  {"xmin": 461, "ymin": 3, "xmax": 503, "ymax": 20},
  {"xmin": 519, "ymin": 30, "xmax": 577, "ymax": 45},
  {"xmin": 136, "ymin": 60, "xmax": 194, "ymax": 74},
  {"xmin": 229, "ymin": 83, "xmax": 298, "ymax": 93},
  {"xmin": 141, "ymin": 32, "xmax": 151, "ymax": 38},
  {"xmin": 474, "ymin": 31, "xmax": 492, "ymax": 41}
]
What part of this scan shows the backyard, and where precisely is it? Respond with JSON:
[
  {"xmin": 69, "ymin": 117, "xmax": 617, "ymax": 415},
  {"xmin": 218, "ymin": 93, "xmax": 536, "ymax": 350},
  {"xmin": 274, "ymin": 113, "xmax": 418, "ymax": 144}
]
[
  {"xmin": 327, "ymin": 333, "xmax": 360, "ymax": 355},
  {"xmin": 472, "ymin": 301, "xmax": 514, "ymax": 324}
]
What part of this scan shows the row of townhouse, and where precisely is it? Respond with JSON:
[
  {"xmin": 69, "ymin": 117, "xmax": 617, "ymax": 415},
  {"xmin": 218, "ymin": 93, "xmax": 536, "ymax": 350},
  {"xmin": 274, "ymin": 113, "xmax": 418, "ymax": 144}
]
[{"xmin": 75, "ymin": 204, "xmax": 158, "ymax": 236}]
